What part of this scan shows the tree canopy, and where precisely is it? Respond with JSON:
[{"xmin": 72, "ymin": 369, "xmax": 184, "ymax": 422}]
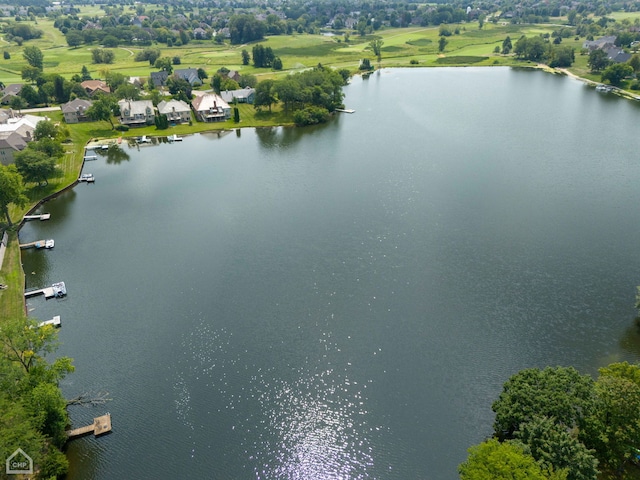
[{"xmin": 0, "ymin": 164, "xmax": 28, "ymax": 226}]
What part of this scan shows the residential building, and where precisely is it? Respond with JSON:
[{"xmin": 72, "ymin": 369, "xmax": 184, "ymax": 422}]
[
  {"xmin": 118, "ymin": 99, "xmax": 155, "ymax": 126},
  {"xmin": 0, "ymin": 131, "xmax": 27, "ymax": 165},
  {"xmin": 174, "ymin": 68, "xmax": 203, "ymax": 86},
  {"xmin": 150, "ymin": 71, "xmax": 169, "ymax": 88},
  {"xmin": 81, "ymin": 80, "xmax": 111, "ymax": 96},
  {"xmin": 191, "ymin": 94, "xmax": 231, "ymax": 122},
  {"xmin": 157, "ymin": 99, "xmax": 192, "ymax": 123},
  {"xmin": 0, "ymin": 84, "xmax": 23, "ymax": 105},
  {"xmin": 221, "ymin": 87, "xmax": 255, "ymax": 104},
  {"xmin": 0, "ymin": 114, "xmax": 44, "ymax": 165},
  {"xmin": 61, "ymin": 98, "xmax": 93, "ymax": 123}
]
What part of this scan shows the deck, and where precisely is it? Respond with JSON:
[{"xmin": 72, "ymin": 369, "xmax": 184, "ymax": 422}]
[
  {"xmin": 23, "ymin": 213, "xmax": 51, "ymax": 221},
  {"xmin": 66, "ymin": 414, "xmax": 112, "ymax": 439},
  {"xmin": 25, "ymin": 281, "xmax": 66, "ymax": 299},
  {"xmin": 20, "ymin": 239, "xmax": 54, "ymax": 249},
  {"xmin": 38, "ymin": 315, "xmax": 61, "ymax": 328}
]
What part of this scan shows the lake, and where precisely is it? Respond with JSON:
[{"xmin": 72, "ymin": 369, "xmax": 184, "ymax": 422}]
[{"xmin": 20, "ymin": 67, "xmax": 640, "ymax": 479}]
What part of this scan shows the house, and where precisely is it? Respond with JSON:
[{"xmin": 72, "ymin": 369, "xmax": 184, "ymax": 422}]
[
  {"xmin": 0, "ymin": 84, "xmax": 23, "ymax": 105},
  {"xmin": 0, "ymin": 131, "xmax": 27, "ymax": 165},
  {"xmin": 174, "ymin": 68, "xmax": 202, "ymax": 86},
  {"xmin": 60, "ymin": 98, "xmax": 93, "ymax": 124},
  {"xmin": 157, "ymin": 99, "xmax": 191, "ymax": 123},
  {"xmin": 118, "ymin": 99, "xmax": 154, "ymax": 126},
  {"xmin": 583, "ymin": 36, "xmax": 617, "ymax": 51},
  {"xmin": 150, "ymin": 71, "xmax": 169, "ymax": 88},
  {"xmin": 191, "ymin": 94, "xmax": 231, "ymax": 122},
  {"xmin": 227, "ymin": 70, "xmax": 241, "ymax": 83},
  {"xmin": 81, "ymin": 80, "xmax": 111, "ymax": 97},
  {"xmin": 221, "ymin": 87, "xmax": 255, "ymax": 104}
]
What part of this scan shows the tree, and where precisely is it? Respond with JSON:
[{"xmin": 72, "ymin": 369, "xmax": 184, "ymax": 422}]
[
  {"xmin": 197, "ymin": 68, "xmax": 208, "ymax": 81},
  {"xmin": 81, "ymin": 65, "xmax": 92, "ymax": 81},
  {"xmin": 66, "ymin": 30, "xmax": 83, "ymax": 48},
  {"xmin": 166, "ymin": 75, "xmax": 192, "ymax": 99},
  {"xmin": 33, "ymin": 120, "xmax": 59, "ymax": 141},
  {"xmin": 438, "ymin": 35, "xmax": 448, "ymax": 53},
  {"xmin": 9, "ymin": 95, "xmax": 27, "ymax": 112},
  {"xmin": 211, "ymin": 74, "xmax": 222, "ymax": 94},
  {"xmin": 241, "ymin": 49, "xmax": 250, "ymax": 66},
  {"xmin": 370, "ymin": 39, "xmax": 384, "ymax": 63},
  {"xmin": 459, "ymin": 439, "xmax": 554, "ymax": 480},
  {"xmin": 254, "ymin": 79, "xmax": 277, "ymax": 112},
  {"xmin": 91, "ymin": 48, "xmax": 114, "ymax": 64},
  {"xmin": 601, "ymin": 63, "xmax": 633, "ymax": 87},
  {"xmin": 548, "ymin": 46, "xmax": 575, "ymax": 68},
  {"xmin": 22, "ymin": 46, "xmax": 43, "ymax": 70},
  {"xmin": 503, "ymin": 36, "xmax": 513, "ymax": 55},
  {"xmin": 233, "ymin": 106, "xmax": 240, "ymax": 123},
  {"xmin": 228, "ymin": 14, "xmax": 265, "ymax": 44},
  {"xmin": 115, "ymin": 83, "xmax": 140, "ymax": 101},
  {"xmin": 155, "ymin": 57, "xmax": 173, "ymax": 74},
  {"xmin": 3, "ymin": 50, "xmax": 9, "ymax": 60},
  {"xmin": 478, "ymin": 14, "xmax": 486, "ymax": 29},
  {"xmin": 21, "ymin": 65, "xmax": 42, "ymax": 84},
  {"xmin": 0, "ymin": 164, "xmax": 27, "ymax": 226},
  {"xmin": 588, "ymin": 49, "xmax": 610, "ymax": 73},
  {"xmin": 87, "ymin": 95, "xmax": 117, "ymax": 129},
  {"xmin": 517, "ymin": 416, "xmax": 598, "ymax": 480},
  {"xmin": 629, "ymin": 55, "xmax": 640, "ymax": 74},
  {"xmin": 492, "ymin": 367, "xmax": 596, "ymax": 440},
  {"xmin": 14, "ymin": 148, "xmax": 58, "ymax": 186},
  {"xmin": 272, "ymin": 56, "xmax": 283, "ymax": 70}
]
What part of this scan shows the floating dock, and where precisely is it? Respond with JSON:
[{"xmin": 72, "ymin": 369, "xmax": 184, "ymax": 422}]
[
  {"xmin": 79, "ymin": 173, "xmax": 95, "ymax": 183},
  {"xmin": 38, "ymin": 315, "xmax": 61, "ymax": 328},
  {"xmin": 23, "ymin": 213, "xmax": 51, "ymax": 221},
  {"xmin": 20, "ymin": 239, "xmax": 54, "ymax": 249},
  {"xmin": 83, "ymin": 155, "xmax": 98, "ymax": 161},
  {"xmin": 25, "ymin": 281, "xmax": 66, "ymax": 299},
  {"xmin": 336, "ymin": 108, "xmax": 355, "ymax": 114},
  {"xmin": 66, "ymin": 414, "xmax": 112, "ymax": 439}
]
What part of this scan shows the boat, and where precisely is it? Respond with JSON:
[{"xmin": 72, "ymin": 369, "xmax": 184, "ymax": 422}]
[
  {"xmin": 595, "ymin": 84, "xmax": 613, "ymax": 93},
  {"xmin": 79, "ymin": 173, "xmax": 95, "ymax": 183},
  {"xmin": 168, "ymin": 134, "xmax": 183, "ymax": 142},
  {"xmin": 52, "ymin": 282, "xmax": 66, "ymax": 298},
  {"xmin": 34, "ymin": 239, "xmax": 55, "ymax": 249},
  {"xmin": 137, "ymin": 135, "xmax": 150, "ymax": 144}
]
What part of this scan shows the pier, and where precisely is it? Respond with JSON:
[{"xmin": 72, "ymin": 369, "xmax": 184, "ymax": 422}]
[
  {"xmin": 20, "ymin": 239, "xmax": 54, "ymax": 249},
  {"xmin": 336, "ymin": 108, "xmax": 355, "ymax": 113},
  {"xmin": 25, "ymin": 281, "xmax": 66, "ymax": 299},
  {"xmin": 23, "ymin": 213, "xmax": 51, "ymax": 221},
  {"xmin": 66, "ymin": 414, "xmax": 112, "ymax": 439},
  {"xmin": 38, "ymin": 315, "xmax": 61, "ymax": 328}
]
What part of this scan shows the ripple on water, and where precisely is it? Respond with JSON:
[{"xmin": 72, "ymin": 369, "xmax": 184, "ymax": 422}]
[{"xmin": 172, "ymin": 317, "xmax": 388, "ymax": 478}]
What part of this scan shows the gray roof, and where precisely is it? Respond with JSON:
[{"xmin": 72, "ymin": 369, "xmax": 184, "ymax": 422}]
[
  {"xmin": 118, "ymin": 99, "xmax": 154, "ymax": 116},
  {"xmin": 61, "ymin": 98, "xmax": 93, "ymax": 114},
  {"xmin": 150, "ymin": 70, "xmax": 169, "ymax": 87},
  {"xmin": 174, "ymin": 68, "xmax": 202, "ymax": 86},
  {"xmin": 157, "ymin": 99, "xmax": 191, "ymax": 115}
]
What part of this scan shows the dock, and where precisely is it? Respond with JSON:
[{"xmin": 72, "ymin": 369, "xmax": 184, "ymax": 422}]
[
  {"xmin": 20, "ymin": 239, "xmax": 54, "ymax": 249},
  {"xmin": 336, "ymin": 108, "xmax": 355, "ymax": 114},
  {"xmin": 25, "ymin": 281, "xmax": 66, "ymax": 299},
  {"xmin": 38, "ymin": 315, "xmax": 61, "ymax": 328},
  {"xmin": 66, "ymin": 414, "xmax": 112, "ymax": 439},
  {"xmin": 83, "ymin": 155, "xmax": 98, "ymax": 161},
  {"xmin": 23, "ymin": 213, "xmax": 51, "ymax": 221}
]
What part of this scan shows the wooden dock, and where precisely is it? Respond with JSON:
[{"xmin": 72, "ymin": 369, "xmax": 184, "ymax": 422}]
[
  {"xmin": 20, "ymin": 239, "xmax": 54, "ymax": 249},
  {"xmin": 25, "ymin": 282, "xmax": 66, "ymax": 299},
  {"xmin": 66, "ymin": 414, "xmax": 112, "ymax": 439},
  {"xmin": 38, "ymin": 315, "xmax": 61, "ymax": 328},
  {"xmin": 336, "ymin": 108, "xmax": 355, "ymax": 114},
  {"xmin": 23, "ymin": 213, "xmax": 51, "ymax": 221}
]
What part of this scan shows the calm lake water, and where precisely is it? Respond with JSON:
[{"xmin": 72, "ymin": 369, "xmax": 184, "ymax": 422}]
[{"xmin": 21, "ymin": 68, "xmax": 640, "ymax": 479}]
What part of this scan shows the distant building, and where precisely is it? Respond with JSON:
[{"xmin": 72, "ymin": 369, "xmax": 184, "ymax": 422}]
[
  {"xmin": 150, "ymin": 71, "xmax": 169, "ymax": 88},
  {"xmin": 583, "ymin": 35, "xmax": 631, "ymax": 63},
  {"xmin": 81, "ymin": 80, "xmax": 111, "ymax": 96},
  {"xmin": 174, "ymin": 68, "xmax": 202, "ymax": 86},
  {"xmin": 191, "ymin": 94, "xmax": 230, "ymax": 122},
  {"xmin": 61, "ymin": 98, "xmax": 93, "ymax": 124}
]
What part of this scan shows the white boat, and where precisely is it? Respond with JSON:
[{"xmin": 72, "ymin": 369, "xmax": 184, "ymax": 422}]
[
  {"xmin": 138, "ymin": 135, "xmax": 150, "ymax": 144},
  {"xmin": 595, "ymin": 84, "xmax": 613, "ymax": 93},
  {"xmin": 168, "ymin": 134, "xmax": 183, "ymax": 142},
  {"xmin": 52, "ymin": 282, "xmax": 66, "ymax": 298},
  {"xmin": 34, "ymin": 239, "xmax": 54, "ymax": 249},
  {"xmin": 79, "ymin": 173, "xmax": 95, "ymax": 183}
]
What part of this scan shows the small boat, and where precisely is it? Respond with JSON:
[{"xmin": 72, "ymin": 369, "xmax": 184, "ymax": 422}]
[
  {"xmin": 168, "ymin": 134, "xmax": 183, "ymax": 142},
  {"xmin": 34, "ymin": 239, "xmax": 55, "ymax": 249},
  {"xmin": 137, "ymin": 135, "xmax": 150, "ymax": 144},
  {"xmin": 595, "ymin": 84, "xmax": 613, "ymax": 93},
  {"xmin": 52, "ymin": 282, "xmax": 66, "ymax": 298},
  {"xmin": 79, "ymin": 173, "xmax": 95, "ymax": 183}
]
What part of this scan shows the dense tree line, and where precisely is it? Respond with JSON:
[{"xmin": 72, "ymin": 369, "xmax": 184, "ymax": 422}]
[
  {"xmin": 460, "ymin": 362, "xmax": 640, "ymax": 479},
  {"xmin": 253, "ymin": 65, "xmax": 349, "ymax": 125}
]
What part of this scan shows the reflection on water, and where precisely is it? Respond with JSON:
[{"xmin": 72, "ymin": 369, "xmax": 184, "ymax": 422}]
[{"xmin": 174, "ymin": 319, "xmax": 382, "ymax": 479}]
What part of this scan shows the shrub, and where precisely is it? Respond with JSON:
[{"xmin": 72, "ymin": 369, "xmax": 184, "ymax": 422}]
[
  {"xmin": 293, "ymin": 106, "xmax": 330, "ymax": 126},
  {"xmin": 410, "ymin": 59, "xmax": 419, "ymax": 65},
  {"xmin": 115, "ymin": 124, "xmax": 129, "ymax": 131}
]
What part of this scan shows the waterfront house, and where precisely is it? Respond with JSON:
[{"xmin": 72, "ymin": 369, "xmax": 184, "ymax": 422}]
[
  {"xmin": 0, "ymin": 84, "xmax": 23, "ymax": 105},
  {"xmin": 221, "ymin": 87, "xmax": 255, "ymax": 104},
  {"xmin": 61, "ymin": 98, "xmax": 93, "ymax": 124},
  {"xmin": 191, "ymin": 94, "xmax": 231, "ymax": 122},
  {"xmin": 157, "ymin": 99, "xmax": 192, "ymax": 124},
  {"xmin": 118, "ymin": 99, "xmax": 154, "ymax": 127}
]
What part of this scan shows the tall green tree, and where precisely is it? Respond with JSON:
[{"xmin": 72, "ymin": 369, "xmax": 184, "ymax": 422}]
[
  {"xmin": 254, "ymin": 79, "xmax": 277, "ymax": 112},
  {"xmin": 459, "ymin": 439, "xmax": 561, "ymax": 480},
  {"xmin": 369, "ymin": 39, "xmax": 384, "ymax": 62},
  {"xmin": 87, "ymin": 95, "xmax": 117, "ymax": 129},
  {"xmin": 22, "ymin": 46, "xmax": 43, "ymax": 70},
  {"xmin": 241, "ymin": 49, "xmax": 250, "ymax": 66},
  {"xmin": 0, "ymin": 164, "xmax": 27, "ymax": 226},
  {"xmin": 601, "ymin": 63, "xmax": 633, "ymax": 87},
  {"xmin": 503, "ymin": 36, "xmax": 513, "ymax": 54},
  {"xmin": 438, "ymin": 35, "xmax": 448, "ymax": 53},
  {"xmin": 587, "ymin": 49, "xmax": 610, "ymax": 73}
]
